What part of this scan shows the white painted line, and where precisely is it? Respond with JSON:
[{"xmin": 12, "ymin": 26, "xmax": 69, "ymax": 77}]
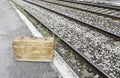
[
  {"xmin": 54, "ymin": 52, "xmax": 79, "ymax": 78},
  {"xmin": 10, "ymin": 1, "xmax": 79, "ymax": 78},
  {"xmin": 10, "ymin": 1, "xmax": 42, "ymax": 37}
]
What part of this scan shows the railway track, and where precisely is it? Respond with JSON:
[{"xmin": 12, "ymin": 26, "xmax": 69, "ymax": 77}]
[
  {"xmin": 59, "ymin": 0, "xmax": 120, "ymax": 10},
  {"xmin": 25, "ymin": 0, "xmax": 120, "ymax": 40},
  {"xmin": 13, "ymin": 0, "xmax": 120, "ymax": 78},
  {"xmin": 41, "ymin": 0, "xmax": 120, "ymax": 20}
]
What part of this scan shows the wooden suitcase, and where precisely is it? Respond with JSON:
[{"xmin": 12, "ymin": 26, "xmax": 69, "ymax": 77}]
[{"xmin": 13, "ymin": 36, "xmax": 54, "ymax": 62}]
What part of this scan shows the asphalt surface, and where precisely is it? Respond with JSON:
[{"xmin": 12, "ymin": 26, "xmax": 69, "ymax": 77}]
[{"xmin": 0, "ymin": 0, "xmax": 61, "ymax": 78}]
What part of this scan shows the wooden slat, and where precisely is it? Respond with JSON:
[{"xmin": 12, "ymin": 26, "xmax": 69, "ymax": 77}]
[{"xmin": 13, "ymin": 36, "xmax": 54, "ymax": 62}]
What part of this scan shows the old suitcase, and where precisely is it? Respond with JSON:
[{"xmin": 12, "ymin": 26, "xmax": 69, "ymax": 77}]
[{"xmin": 13, "ymin": 36, "xmax": 54, "ymax": 62}]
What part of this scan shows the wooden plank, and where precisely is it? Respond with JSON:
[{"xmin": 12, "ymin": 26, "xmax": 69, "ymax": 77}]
[
  {"xmin": 13, "ymin": 36, "xmax": 54, "ymax": 62},
  {"xmin": 14, "ymin": 36, "xmax": 54, "ymax": 46},
  {"xmin": 14, "ymin": 46, "xmax": 53, "ymax": 55}
]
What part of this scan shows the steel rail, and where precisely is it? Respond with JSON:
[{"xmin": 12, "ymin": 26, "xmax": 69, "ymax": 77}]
[
  {"xmin": 58, "ymin": 0, "xmax": 120, "ymax": 11},
  {"xmin": 18, "ymin": 0, "xmax": 110, "ymax": 77},
  {"xmin": 42, "ymin": 0, "xmax": 120, "ymax": 20}
]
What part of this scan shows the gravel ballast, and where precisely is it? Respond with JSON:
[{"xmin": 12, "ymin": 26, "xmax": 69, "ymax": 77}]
[{"xmin": 26, "ymin": 0, "xmax": 120, "ymax": 37}]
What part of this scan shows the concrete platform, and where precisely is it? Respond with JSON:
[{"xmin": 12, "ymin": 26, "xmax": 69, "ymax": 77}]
[{"xmin": 0, "ymin": 0, "xmax": 61, "ymax": 78}]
